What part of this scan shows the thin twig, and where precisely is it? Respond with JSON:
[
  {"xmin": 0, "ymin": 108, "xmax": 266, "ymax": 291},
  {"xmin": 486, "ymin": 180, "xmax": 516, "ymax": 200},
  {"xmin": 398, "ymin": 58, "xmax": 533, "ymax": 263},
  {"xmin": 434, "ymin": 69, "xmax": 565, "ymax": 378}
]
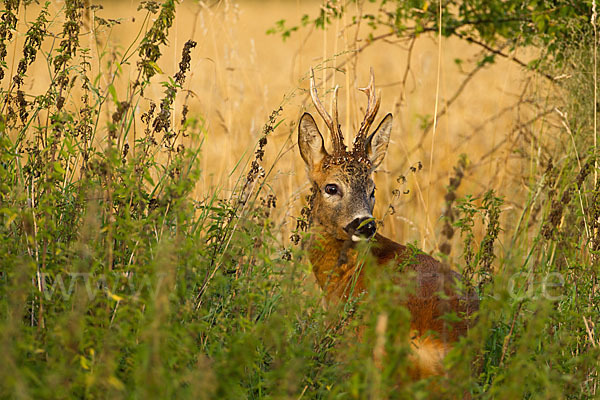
[
  {"xmin": 425, "ymin": 0, "xmax": 444, "ymax": 249},
  {"xmin": 459, "ymin": 35, "xmax": 556, "ymax": 82},
  {"xmin": 592, "ymin": 0, "xmax": 598, "ymax": 186},
  {"xmin": 413, "ymin": 52, "xmax": 493, "ymax": 153},
  {"xmin": 399, "ymin": 35, "xmax": 416, "ymax": 104},
  {"xmin": 583, "ymin": 316, "xmax": 598, "ymax": 348},
  {"xmin": 499, "ymin": 301, "xmax": 523, "ymax": 366}
]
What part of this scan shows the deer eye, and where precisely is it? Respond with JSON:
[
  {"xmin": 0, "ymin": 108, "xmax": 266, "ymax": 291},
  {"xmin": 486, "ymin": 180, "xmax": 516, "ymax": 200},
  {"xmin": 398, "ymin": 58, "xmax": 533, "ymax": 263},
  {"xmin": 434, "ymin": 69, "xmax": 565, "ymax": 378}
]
[
  {"xmin": 370, "ymin": 188, "xmax": 376, "ymax": 198},
  {"xmin": 324, "ymin": 184, "xmax": 340, "ymax": 196}
]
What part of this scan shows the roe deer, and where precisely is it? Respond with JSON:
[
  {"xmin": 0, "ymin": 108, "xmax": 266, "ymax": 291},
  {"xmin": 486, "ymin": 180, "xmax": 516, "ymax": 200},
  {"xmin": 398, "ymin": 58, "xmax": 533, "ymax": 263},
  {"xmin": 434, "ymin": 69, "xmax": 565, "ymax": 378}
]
[{"xmin": 298, "ymin": 69, "xmax": 479, "ymax": 378}]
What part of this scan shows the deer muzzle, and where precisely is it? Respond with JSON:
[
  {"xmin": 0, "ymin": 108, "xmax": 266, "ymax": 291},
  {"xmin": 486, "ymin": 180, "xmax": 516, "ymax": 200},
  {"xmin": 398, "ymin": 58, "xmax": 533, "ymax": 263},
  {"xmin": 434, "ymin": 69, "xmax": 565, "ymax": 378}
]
[{"xmin": 344, "ymin": 216, "xmax": 376, "ymax": 242}]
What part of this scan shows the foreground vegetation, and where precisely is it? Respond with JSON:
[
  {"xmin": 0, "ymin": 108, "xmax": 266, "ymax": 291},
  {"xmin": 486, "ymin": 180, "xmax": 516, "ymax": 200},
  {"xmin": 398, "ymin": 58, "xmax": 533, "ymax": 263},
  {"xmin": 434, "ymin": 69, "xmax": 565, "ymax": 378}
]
[{"xmin": 0, "ymin": 0, "xmax": 598, "ymax": 398}]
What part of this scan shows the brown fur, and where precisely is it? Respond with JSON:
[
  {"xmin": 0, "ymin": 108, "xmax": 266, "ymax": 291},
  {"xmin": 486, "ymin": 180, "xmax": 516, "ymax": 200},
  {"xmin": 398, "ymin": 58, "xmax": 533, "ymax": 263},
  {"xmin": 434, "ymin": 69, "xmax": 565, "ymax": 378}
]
[
  {"xmin": 298, "ymin": 76, "xmax": 478, "ymax": 380},
  {"xmin": 307, "ymin": 230, "xmax": 478, "ymax": 378}
]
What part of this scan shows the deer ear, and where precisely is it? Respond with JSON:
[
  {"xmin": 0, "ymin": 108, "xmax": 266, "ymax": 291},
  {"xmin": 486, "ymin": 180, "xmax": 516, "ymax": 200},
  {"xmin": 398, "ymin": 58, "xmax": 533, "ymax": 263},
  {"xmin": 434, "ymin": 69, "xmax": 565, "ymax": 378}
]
[
  {"xmin": 366, "ymin": 113, "xmax": 392, "ymax": 170},
  {"xmin": 298, "ymin": 113, "xmax": 328, "ymax": 169}
]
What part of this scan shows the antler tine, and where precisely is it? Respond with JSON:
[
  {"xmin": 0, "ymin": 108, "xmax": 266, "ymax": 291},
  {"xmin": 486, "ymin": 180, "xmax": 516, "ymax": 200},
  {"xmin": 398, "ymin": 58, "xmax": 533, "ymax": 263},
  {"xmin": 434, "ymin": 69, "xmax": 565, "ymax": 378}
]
[
  {"xmin": 309, "ymin": 68, "xmax": 345, "ymax": 155},
  {"xmin": 332, "ymin": 84, "xmax": 341, "ymax": 141},
  {"xmin": 309, "ymin": 69, "xmax": 334, "ymax": 132},
  {"xmin": 354, "ymin": 67, "xmax": 381, "ymax": 154}
]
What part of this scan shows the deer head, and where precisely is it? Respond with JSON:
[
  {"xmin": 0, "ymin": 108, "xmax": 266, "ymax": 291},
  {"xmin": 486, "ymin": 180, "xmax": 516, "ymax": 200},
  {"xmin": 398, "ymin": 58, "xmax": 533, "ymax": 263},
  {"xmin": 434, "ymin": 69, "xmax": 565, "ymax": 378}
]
[{"xmin": 299, "ymin": 69, "xmax": 393, "ymax": 242}]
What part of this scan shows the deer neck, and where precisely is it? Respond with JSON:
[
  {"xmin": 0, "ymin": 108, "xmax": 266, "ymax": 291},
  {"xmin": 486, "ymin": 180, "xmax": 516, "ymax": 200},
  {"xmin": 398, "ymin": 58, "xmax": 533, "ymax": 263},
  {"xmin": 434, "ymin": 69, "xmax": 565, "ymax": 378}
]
[{"xmin": 305, "ymin": 227, "xmax": 365, "ymax": 303}]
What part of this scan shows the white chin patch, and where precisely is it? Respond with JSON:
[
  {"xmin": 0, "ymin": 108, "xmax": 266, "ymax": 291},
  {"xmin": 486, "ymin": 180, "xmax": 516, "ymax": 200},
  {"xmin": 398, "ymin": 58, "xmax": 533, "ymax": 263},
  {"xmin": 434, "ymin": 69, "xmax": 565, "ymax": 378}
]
[{"xmin": 351, "ymin": 235, "xmax": 364, "ymax": 242}]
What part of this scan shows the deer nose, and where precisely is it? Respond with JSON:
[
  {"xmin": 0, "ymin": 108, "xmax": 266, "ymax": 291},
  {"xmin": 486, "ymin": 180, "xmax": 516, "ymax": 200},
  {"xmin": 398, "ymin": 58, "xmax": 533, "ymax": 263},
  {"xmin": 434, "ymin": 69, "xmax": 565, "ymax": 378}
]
[{"xmin": 345, "ymin": 217, "xmax": 376, "ymax": 240}]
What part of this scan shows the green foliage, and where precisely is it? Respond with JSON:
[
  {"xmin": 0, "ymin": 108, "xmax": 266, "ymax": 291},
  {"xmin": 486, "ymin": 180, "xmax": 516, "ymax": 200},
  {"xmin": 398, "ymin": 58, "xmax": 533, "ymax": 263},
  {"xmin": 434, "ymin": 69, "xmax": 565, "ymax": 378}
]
[
  {"xmin": 269, "ymin": 0, "xmax": 592, "ymax": 70},
  {"xmin": 138, "ymin": 0, "xmax": 177, "ymax": 81},
  {"xmin": 0, "ymin": 0, "xmax": 598, "ymax": 399},
  {"xmin": 265, "ymin": 19, "xmax": 298, "ymax": 42},
  {"xmin": 454, "ymin": 189, "xmax": 503, "ymax": 289}
]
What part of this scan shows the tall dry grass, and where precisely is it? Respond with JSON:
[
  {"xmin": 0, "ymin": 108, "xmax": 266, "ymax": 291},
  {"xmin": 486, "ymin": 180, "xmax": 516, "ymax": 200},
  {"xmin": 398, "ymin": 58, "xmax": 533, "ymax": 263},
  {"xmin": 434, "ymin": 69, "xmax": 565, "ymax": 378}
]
[{"xmin": 7, "ymin": 0, "xmax": 541, "ymax": 261}]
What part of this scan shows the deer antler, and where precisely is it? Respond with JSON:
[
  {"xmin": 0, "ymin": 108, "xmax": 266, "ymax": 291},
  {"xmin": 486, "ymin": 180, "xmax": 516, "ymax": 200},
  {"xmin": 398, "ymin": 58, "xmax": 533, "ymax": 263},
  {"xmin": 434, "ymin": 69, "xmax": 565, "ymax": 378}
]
[
  {"xmin": 353, "ymin": 67, "xmax": 381, "ymax": 155},
  {"xmin": 310, "ymin": 68, "xmax": 346, "ymax": 155}
]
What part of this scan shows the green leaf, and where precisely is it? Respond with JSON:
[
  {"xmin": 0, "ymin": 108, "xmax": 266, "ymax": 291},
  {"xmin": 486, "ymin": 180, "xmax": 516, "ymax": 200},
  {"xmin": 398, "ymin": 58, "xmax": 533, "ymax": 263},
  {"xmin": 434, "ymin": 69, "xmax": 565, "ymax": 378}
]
[
  {"xmin": 108, "ymin": 84, "xmax": 118, "ymax": 104},
  {"xmin": 148, "ymin": 61, "xmax": 163, "ymax": 74},
  {"xmin": 53, "ymin": 161, "xmax": 65, "ymax": 175}
]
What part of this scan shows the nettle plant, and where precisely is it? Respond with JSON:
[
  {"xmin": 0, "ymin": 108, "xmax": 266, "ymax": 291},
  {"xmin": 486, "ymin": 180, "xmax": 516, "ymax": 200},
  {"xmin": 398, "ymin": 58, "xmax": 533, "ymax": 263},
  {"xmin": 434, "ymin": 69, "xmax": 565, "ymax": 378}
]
[{"xmin": 0, "ymin": 0, "xmax": 213, "ymax": 341}]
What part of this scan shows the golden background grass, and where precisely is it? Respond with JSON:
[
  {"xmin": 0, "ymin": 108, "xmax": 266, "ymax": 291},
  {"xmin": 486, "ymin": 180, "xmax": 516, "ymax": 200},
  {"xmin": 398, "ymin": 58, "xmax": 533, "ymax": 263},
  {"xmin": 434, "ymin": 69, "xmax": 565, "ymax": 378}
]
[{"xmin": 8, "ymin": 0, "xmax": 550, "ymax": 263}]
